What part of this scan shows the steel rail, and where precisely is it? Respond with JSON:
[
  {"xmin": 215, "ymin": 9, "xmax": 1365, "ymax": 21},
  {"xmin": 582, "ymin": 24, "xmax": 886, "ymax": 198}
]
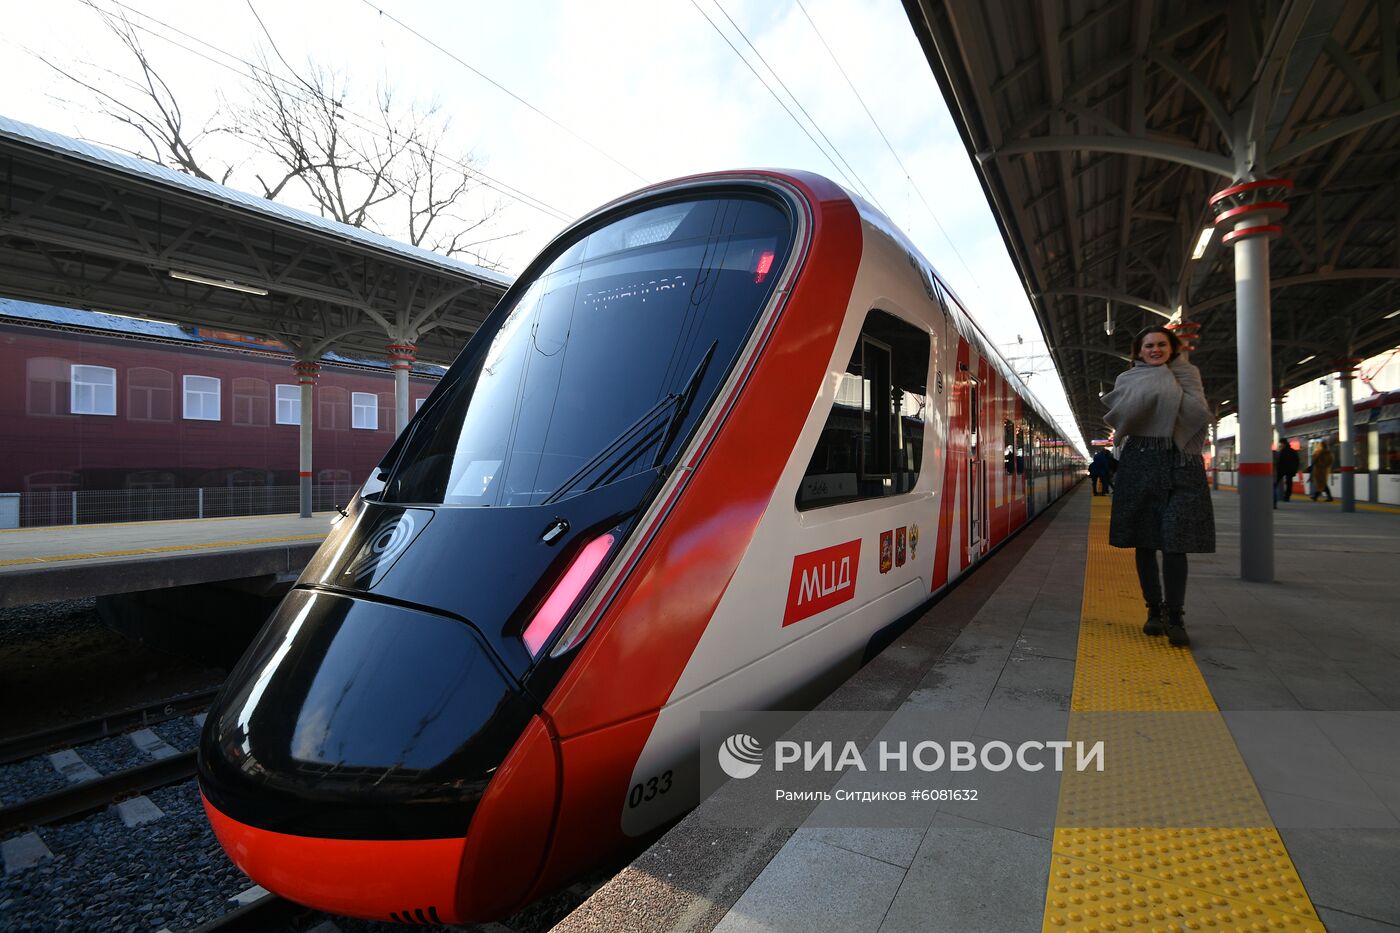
[
  {"xmin": 0, "ymin": 686, "xmax": 221, "ymax": 765},
  {"xmin": 0, "ymin": 751, "xmax": 197, "ymax": 834},
  {"xmin": 192, "ymin": 892, "xmax": 311, "ymax": 933}
]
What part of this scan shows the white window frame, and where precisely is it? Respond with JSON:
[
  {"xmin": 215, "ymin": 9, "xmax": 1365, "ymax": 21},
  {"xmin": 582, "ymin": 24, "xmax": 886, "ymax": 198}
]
[
  {"xmin": 352, "ymin": 391, "xmax": 379, "ymax": 430},
  {"xmin": 415, "ymin": 397, "xmax": 425, "ymax": 412},
  {"xmin": 183, "ymin": 374, "xmax": 221, "ymax": 421},
  {"xmin": 276, "ymin": 384, "xmax": 301, "ymax": 425},
  {"xmin": 70, "ymin": 365, "xmax": 117, "ymax": 416}
]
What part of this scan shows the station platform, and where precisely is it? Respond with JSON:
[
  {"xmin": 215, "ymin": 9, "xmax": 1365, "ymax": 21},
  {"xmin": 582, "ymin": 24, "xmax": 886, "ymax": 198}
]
[
  {"xmin": 0, "ymin": 513, "xmax": 332, "ymax": 608},
  {"xmin": 560, "ymin": 485, "xmax": 1400, "ymax": 933}
]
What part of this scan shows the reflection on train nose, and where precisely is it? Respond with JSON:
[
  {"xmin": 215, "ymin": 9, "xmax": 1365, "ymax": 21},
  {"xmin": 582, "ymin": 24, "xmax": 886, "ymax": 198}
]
[{"xmin": 199, "ymin": 588, "xmax": 534, "ymax": 840}]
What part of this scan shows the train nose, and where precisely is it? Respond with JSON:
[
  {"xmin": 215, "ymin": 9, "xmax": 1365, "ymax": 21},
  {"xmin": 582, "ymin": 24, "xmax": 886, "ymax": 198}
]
[{"xmin": 197, "ymin": 588, "xmax": 550, "ymax": 921}]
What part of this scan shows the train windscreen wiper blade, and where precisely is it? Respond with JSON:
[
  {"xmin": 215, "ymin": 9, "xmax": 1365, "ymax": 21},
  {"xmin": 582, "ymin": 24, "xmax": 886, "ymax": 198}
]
[
  {"xmin": 541, "ymin": 393, "xmax": 681, "ymax": 506},
  {"xmin": 541, "ymin": 341, "xmax": 719, "ymax": 506},
  {"xmin": 652, "ymin": 340, "xmax": 717, "ymax": 469}
]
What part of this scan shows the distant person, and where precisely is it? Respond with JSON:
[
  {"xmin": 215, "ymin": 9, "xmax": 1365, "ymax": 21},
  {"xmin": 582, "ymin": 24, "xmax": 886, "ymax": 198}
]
[
  {"xmin": 1089, "ymin": 448, "xmax": 1117, "ymax": 495},
  {"xmin": 1309, "ymin": 442, "xmax": 1334, "ymax": 501},
  {"xmin": 1102, "ymin": 325, "xmax": 1214, "ymax": 647},
  {"xmin": 1276, "ymin": 438, "xmax": 1300, "ymax": 503}
]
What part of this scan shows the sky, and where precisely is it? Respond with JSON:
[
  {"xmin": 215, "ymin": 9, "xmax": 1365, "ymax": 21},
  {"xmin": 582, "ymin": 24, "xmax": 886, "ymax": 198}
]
[{"xmin": 1, "ymin": 0, "xmax": 1082, "ymax": 442}]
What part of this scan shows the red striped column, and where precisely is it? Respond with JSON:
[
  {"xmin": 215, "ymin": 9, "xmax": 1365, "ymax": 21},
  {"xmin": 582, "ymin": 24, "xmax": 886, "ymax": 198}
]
[
  {"xmin": 386, "ymin": 343, "xmax": 417, "ymax": 436},
  {"xmin": 294, "ymin": 360, "xmax": 320, "ymax": 518},
  {"xmin": 1210, "ymin": 178, "xmax": 1293, "ymax": 582},
  {"xmin": 1335, "ymin": 359, "xmax": 1362, "ymax": 513}
]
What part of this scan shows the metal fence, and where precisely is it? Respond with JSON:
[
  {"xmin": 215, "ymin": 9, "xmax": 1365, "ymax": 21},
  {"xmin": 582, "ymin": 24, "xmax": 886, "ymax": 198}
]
[{"xmin": 16, "ymin": 484, "xmax": 360, "ymax": 527}]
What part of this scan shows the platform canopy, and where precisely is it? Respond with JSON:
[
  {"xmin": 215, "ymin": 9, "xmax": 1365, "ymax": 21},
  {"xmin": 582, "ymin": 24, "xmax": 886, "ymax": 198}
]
[
  {"xmin": 905, "ymin": 0, "xmax": 1400, "ymax": 443},
  {"xmin": 0, "ymin": 116, "xmax": 512, "ymax": 366}
]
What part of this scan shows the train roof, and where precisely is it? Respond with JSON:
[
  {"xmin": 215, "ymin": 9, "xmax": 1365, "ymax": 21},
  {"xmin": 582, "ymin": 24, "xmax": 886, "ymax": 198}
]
[
  {"xmin": 1215, "ymin": 388, "xmax": 1400, "ymax": 442},
  {"xmin": 840, "ymin": 185, "xmax": 1081, "ymax": 449}
]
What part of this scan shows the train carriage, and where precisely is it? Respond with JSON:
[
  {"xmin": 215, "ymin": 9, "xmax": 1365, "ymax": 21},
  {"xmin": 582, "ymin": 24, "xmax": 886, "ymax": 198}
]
[{"xmin": 197, "ymin": 169, "xmax": 1084, "ymax": 923}]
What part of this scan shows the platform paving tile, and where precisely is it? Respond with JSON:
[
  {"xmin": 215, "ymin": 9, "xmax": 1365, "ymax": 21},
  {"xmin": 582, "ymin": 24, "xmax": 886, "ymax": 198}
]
[
  {"xmin": 1309, "ymin": 712, "xmax": 1400, "ymax": 777},
  {"xmin": 712, "ymin": 831, "xmax": 906, "ymax": 933},
  {"xmin": 1225, "ymin": 711, "xmax": 1390, "ymax": 810},
  {"xmin": 1313, "ymin": 906, "xmax": 1400, "ymax": 932},
  {"xmin": 1260, "ymin": 788, "xmax": 1399, "ymax": 830},
  {"xmin": 1358, "ymin": 771, "xmax": 1400, "ymax": 822},
  {"xmin": 1200, "ymin": 673, "xmax": 1304, "ymax": 711},
  {"xmin": 877, "ymin": 812, "xmax": 1050, "ymax": 933},
  {"xmin": 1281, "ymin": 828, "xmax": 1400, "ymax": 927},
  {"xmin": 805, "ymin": 827, "xmax": 925, "ymax": 870}
]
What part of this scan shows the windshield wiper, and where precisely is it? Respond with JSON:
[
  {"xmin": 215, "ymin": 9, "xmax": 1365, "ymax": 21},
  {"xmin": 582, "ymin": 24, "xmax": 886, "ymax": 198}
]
[
  {"xmin": 652, "ymin": 340, "xmax": 717, "ymax": 469},
  {"xmin": 542, "ymin": 340, "xmax": 719, "ymax": 505},
  {"xmin": 541, "ymin": 393, "xmax": 680, "ymax": 505}
]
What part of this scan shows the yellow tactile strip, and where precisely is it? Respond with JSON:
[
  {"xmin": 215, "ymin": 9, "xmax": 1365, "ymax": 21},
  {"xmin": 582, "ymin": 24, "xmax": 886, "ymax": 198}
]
[
  {"xmin": 1042, "ymin": 496, "xmax": 1321, "ymax": 932},
  {"xmin": 0, "ymin": 534, "xmax": 326, "ymax": 568}
]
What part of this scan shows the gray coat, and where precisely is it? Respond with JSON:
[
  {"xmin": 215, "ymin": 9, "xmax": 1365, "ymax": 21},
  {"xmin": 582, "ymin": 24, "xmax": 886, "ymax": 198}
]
[{"xmin": 1102, "ymin": 358, "xmax": 1215, "ymax": 553}]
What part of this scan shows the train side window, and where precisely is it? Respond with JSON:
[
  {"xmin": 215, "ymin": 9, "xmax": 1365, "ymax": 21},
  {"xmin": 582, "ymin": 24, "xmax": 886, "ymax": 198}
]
[
  {"xmin": 1003, "ymin": 419, "xmax": 1014, "ymax": 473},
  {"xmin": 797, "ymin": 309, "xmax": 929, "ymax": 510}
]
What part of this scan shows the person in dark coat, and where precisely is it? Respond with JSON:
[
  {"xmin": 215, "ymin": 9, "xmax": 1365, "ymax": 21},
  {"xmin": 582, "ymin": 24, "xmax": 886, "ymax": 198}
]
[
  {"xmin": 1101, "ymin": 325, "xmax": 1214, "ymax": 647},
  {"xmin": 1089, "ymin": 449, "xmax": 1117, "ymax": 495},
  {"xmin": 1275, "ymin": 438, "xmax": 1300, "ymax": 503}
]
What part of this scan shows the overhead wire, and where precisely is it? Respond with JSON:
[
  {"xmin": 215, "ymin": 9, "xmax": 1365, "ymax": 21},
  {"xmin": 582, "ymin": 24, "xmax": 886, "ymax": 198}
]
[
  {"xmin": 356, "ymin": 0, "xmax": 650, "ymax": 186},
  {"xmin": 708, "ymin": 0, "xmax": 883, "ymax": 209},
  {"xmin": 684, "ymin": 0, "xmax": 868, "ymax": 203},
  {"xmin": 85, "ymin": 0, "xmax": 576, "ymax": 225},
  {"xmin": 794, "ymin": 0, "xmax": 984, "ymax": 298}
]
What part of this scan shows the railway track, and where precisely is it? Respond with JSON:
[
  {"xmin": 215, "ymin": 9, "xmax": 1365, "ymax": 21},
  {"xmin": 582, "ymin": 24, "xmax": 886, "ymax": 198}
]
[{"xmin": 1, "ymin": 688, "xmax": 612, "ymax": 931}]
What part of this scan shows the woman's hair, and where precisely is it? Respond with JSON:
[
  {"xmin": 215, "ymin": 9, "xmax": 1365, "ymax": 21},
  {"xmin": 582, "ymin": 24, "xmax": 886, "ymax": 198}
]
[{"xmin": 1131, "ymin": 325, "xmax": 1181, "ymax": 362}]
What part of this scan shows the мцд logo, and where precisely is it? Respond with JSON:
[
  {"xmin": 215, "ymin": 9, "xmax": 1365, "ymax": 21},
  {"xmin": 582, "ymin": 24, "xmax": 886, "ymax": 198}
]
[{"xmin": 717, "ymin": 733, "xmax": 764, "ymax": 779}]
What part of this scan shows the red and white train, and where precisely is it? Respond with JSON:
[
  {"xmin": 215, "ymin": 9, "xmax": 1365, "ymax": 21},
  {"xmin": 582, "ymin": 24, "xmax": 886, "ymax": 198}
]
[{"xmin": 198, "ymin": 170, "xmax": 1084, "ymax": 924}]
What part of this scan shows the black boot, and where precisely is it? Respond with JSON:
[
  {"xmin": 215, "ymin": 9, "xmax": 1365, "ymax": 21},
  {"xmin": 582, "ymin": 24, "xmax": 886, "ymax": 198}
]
[
  {"xmin": 1142, "ymin": 603, "xmax": 1165, "ymax": 636},
  {"xmin": 1165, "ymin": 607, "xmax": 1189, "ymax": 646}
]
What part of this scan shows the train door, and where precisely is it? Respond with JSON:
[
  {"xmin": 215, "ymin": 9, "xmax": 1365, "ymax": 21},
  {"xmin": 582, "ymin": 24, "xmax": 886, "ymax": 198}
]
[{"xmin": 967, "ymin": 376, "xmax": 986, "ymax": 556}]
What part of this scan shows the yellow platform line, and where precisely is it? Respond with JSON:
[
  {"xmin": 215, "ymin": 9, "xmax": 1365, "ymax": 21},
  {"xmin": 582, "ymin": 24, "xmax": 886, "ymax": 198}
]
[
  {"xmin": 0, "ymin": 534, "xmax": 327, "ymax": 568},
  {"xmin": 1042, "ymin": 496, "xmax": 1322, "ymax": 932}
]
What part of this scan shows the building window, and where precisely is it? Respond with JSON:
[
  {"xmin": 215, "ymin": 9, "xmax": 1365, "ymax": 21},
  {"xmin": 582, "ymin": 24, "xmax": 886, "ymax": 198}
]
[
  {"xmin": 127, "ymin": 367, "xmax": 174, "ymax": 422},
  {"xmin": 352, "ymin": 392, "xmax": 379, "ymax": 430},
  {"xmin": 276, "ymin": 384, "xmax": 301, "ymax": 425},
  {"xmin": 71, "ymin": 365, "xmax": 117, "ymax": 416},
  {"xmin": 414, "ymin": 397, "xmax": 425, "ymax": 412},
  {"xmin": 797, "ymin": 309, "xmax": 929, "ymax": 510},
  {"xmin": 233, "ymin": 377, "xmax": 270, "ymax": 426},
  {"xmin": 183, "ymin": 375, "xmax": 221, "ymax": 421},
  {"xmin": 318, "ymin": 386, "xmax": 349, "ymax": 430},
  {"xmin": 27, "ymin": 357, "xmax": 71, "ymax": 416}
]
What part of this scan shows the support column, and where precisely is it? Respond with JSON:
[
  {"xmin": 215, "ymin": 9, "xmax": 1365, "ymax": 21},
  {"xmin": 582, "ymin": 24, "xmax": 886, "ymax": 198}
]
[
  {"xmin": 294, "ymin": 361, "xmax": 320, "ymax": 518},
  {"xmin": 1210, "ymin": 418, "xmax": 1219, "ymax": 490},
  {"xmin": 386, "ymin": 343, "xmax": 417, "ymax": 436},
  {"xmin": 1272, "ymin": 392, "xmax": 1286, "ymax": 443},
  {"xmin": 1210, "ymin": 178, "xmax": 1293, "ymax": 583},
  {"xmin": 1336, "ymin": 360, "xmax": 1358, "ymax": 513}
]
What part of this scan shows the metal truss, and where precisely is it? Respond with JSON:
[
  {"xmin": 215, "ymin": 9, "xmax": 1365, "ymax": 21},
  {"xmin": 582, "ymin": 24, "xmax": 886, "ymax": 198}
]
[
  {"xmin": 906, "ymin": 0, "xmax": 1400, "ymax": 442},
  {"xmin": 0, "ymin": 133, "xmax": 508, "ymax": 367}
]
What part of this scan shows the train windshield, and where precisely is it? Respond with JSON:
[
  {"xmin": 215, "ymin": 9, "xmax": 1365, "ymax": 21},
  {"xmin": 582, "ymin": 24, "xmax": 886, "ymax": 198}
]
[{"xmin": 372, "ymin": 193, "xmax": 794, "ymax": 507}]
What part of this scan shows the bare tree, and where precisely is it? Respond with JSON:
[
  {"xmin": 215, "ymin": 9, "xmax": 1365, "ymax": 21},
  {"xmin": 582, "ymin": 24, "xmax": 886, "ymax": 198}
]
[
  {"xmin": 33, "ymin": 1, "xmax": 233, "ymax": 183},
  {"xmin": 38, "ymin": 3, "xmax": 513, "ymax": 268},
  {"xmin": 400, "ymin": 120, "xmax": 513, "ymax": 263}
]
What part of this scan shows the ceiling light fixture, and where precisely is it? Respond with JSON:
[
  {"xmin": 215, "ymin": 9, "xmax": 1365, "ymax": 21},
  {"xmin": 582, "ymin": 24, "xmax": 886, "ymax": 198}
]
[
  {"xmin": 1191, "ymin": 227, "xmax": 1214, "ymax": 260},
  {"xmin": 169, "ymin": 270, "xmax": 269, "ymax": 296},
  {"xmin": 1297, "ymin": 355, "xmax": 1316, "ymax": 364},
  {"xmin": 1385, "ymin": 308, "xmax": 1400, "ymax": 319}
]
